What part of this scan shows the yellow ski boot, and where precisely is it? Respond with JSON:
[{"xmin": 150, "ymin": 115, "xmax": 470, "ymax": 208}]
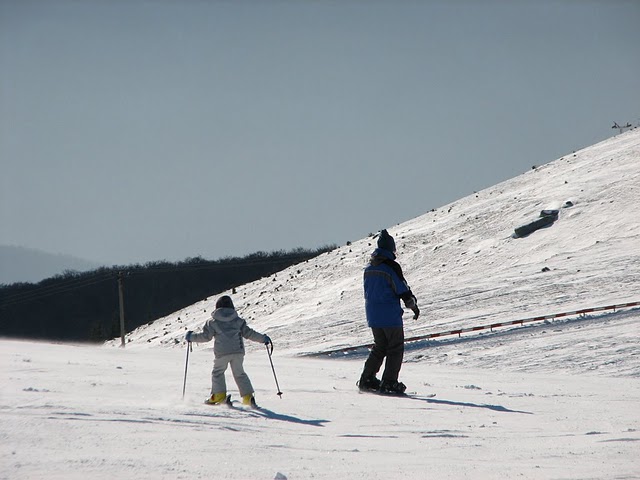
[
  {"xmin": 242, "ymin": 394, "xmax": 258, "ymax": 408},
  {"xmin": 205, "ymin": 392, "xmax": 228, "ymax": 405}
]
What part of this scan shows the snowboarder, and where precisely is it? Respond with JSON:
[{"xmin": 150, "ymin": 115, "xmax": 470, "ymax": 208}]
[
  {"xmin": 185, "ymin": 295, "xmax": 271, "ymax": 406},
  {"xmin": 358, "ymin": 229, "xmax": 420, "ymax": 394}
]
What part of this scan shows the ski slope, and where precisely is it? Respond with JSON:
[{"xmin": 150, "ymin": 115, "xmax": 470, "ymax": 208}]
[{"xmin": 2, "ymin": 129, "xmax": 639, "ymax": 479}]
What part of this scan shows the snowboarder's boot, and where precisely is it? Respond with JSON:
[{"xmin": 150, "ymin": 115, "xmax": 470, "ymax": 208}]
[
  {"xmin": 357, "ymin": 375, "xmax": 381, "ymax": 391},
  {"xmin": 205, "ymin": 392, "xmax": 228, "ymax": 405},
  {"xmin": 379, "ymin": 380, "xmax": 407, "ymax": 395}
]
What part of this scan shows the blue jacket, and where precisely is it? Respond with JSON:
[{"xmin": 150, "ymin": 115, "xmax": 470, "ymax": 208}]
[{"xmin": 363, "ymin": 248, "xmax": 415, "ymax": 328}]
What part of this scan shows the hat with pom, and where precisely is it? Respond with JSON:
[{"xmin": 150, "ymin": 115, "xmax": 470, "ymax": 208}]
[{"xmin": 377, "ymin": 229, "xmax": 396, "ymax": 253}]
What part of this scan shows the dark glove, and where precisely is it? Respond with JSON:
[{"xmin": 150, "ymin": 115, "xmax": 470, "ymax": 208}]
[
  {"xmin": 263, "ymin": 335, "xmax": 272, "ymax": 345},
  {"xmin": 185, "ymin": 331, "xmax": 194, "ymax": 342},
  {"xmin": 403, "ymin": 295, "xmax": 419, "ymax": 320}
]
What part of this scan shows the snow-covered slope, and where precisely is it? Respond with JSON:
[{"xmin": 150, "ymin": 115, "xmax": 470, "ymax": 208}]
[
  {"xmin": 116, "ymin": 129, "xmax": 640, "ymax": 375},
  {"xmin": 4, "ymin": 130, "xmax": 639, "ymax": 480}
]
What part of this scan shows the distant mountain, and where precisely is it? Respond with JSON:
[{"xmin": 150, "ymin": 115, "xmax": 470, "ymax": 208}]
[{"xmin": 0, "ymin": 246, "xmax": 101, "ymax": 285}]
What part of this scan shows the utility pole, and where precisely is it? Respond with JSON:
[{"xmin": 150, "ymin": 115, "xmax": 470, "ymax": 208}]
[{"xmin": 118, "ymin": 271, "xmax": 126, "ymax": 347}]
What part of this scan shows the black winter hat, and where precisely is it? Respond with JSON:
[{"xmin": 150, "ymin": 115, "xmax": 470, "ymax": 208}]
[
  {"xmin": 377, "ymin": 229, "xmax": 396, "ymax": 253},
  {"xmin": 215, "ymin": 295, "xmax": 235, "ymax": 309}
]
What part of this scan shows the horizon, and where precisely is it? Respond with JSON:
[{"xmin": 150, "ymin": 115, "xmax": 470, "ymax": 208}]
[{"xmin": 2, "ymin": 128, "xmax": 638, "ymax": 285}]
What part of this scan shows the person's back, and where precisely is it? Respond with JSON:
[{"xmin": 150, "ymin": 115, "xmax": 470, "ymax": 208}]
[
  {"xmin": 198, "ymin": 305, "xmax": 265, "ymax": 357},
  {"xmin": 364, "ymin": 248, "xmax": 407, "ymax": 328}
]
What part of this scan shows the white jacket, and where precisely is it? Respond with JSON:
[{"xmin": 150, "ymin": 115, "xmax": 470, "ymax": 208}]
[{"xmin": 190, "ymin": 307, "xmax": 266, "ymax": 357}]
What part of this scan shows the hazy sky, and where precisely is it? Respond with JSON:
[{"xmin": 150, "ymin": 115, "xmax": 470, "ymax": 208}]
[{"xmin": 1, "ymin": 0, "xmax": 638, "ymax": 266}]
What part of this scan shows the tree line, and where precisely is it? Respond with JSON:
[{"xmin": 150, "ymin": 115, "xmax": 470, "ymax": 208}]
[{"xmin": 0, "ymin": 246, "xmax": 335, "ymax": 343}]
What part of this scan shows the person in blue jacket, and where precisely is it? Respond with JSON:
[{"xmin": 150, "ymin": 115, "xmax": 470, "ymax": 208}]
[{"xmin": 358, "ymin": 229, "xmax": 420, "ymax": 394}]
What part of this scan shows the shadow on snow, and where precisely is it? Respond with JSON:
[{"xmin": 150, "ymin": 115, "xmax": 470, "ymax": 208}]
[
  {"xmin": 410, "ymin": 395, "xmax": 532, "ymax": 414},
  {"xmin": 253, "ymin": 406, "xmax": 330, "ymax": 427}
]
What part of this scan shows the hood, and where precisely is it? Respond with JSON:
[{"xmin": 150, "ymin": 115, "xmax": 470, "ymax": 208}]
[
  {"xmin": 211, "ymin": 307, "xmax": 239, "ymax": 322},
  {"xmin": 370, "ymin": 247, "xmax": 396, "ymax": 265}
]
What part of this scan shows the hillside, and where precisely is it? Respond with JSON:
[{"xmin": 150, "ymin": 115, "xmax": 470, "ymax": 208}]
[{"xmin": 118, "ymin": 129, "xmax": 640, "ymax": 371}]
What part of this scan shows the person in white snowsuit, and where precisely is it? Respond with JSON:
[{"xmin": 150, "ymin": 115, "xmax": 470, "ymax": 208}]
[{"xmin": 185, "ymin": 295, "xmax": 271, "ymax": 406}]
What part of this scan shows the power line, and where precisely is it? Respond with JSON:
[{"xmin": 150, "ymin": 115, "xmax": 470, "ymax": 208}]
[
  {"xmin": 0, "ymin": 250, "xmax": 332, "ymax": 309},
  {"xmin": 0, "ymin": 272, "xmax": 115, "ymax": 308}
]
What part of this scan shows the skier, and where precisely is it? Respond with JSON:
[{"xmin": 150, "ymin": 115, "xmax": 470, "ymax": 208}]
[
  {"xmin": 185, "ymin": 295, "xmax": 271, "ymax": 406},
  {"xmin": 358, "ymin": 229, "xmax": 420, "ymax": 394}
]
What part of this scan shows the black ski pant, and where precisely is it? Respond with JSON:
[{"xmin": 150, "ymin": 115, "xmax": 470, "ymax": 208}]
[{"xmin": 361, "ymin": 326, "xmax": 405, "ymax": 383}]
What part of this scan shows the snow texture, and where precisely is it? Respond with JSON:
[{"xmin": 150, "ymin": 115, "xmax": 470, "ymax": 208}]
[{"xmin": 2, "ymin": 129, "xmax": 639, "ymax": 479}]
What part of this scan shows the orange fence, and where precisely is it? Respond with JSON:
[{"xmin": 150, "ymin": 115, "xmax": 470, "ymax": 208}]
[{"xmin": 317, "ymin": 300, "xmax": 640, "ymax": 356}]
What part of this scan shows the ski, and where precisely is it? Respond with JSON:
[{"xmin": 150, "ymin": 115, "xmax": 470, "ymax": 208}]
[
  {"xmin": 230, "ymin": 397, "xmax": 261, "ymax": 411},
  {"xmin": 203, "ymin": 394, "xmax": 233, "ymax": 407},
  {"xmin": 204, "ymin": 394, "xmax": 261, "ymax": 410}
]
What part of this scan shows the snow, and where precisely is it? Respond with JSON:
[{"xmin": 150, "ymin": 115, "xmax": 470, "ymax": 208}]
[{"xmin": 2, "ymin": 129, "xmax": 640, "ymax": 479}]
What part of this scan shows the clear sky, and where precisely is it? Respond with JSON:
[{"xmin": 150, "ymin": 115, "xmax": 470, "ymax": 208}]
[{"xmin": 1, "ymin": 0, "xmax": 638, "ymax": 266}]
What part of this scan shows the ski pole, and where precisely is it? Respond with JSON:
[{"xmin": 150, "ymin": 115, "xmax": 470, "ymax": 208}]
[
  {"xmin": 266, "ymin": 342, "xmax": 283, "ymax": 398},
  {"xmin": 182, "ymin": 341, "xmax": 192, "ymax": 399}
]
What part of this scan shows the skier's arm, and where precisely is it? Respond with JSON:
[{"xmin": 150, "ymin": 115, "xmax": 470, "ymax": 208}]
[
  {"xmin": 188, "ymin": 320, "xmax": 216, "ymax": 343},
  {"xmin": 241, "ymin": 321, "xmax": 269, "ymax": 344}
]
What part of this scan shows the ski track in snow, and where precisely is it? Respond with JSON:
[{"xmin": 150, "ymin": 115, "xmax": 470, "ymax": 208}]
[{"xmin": 2, "ymin": 339, "xmax": 639, "ymax": 479}]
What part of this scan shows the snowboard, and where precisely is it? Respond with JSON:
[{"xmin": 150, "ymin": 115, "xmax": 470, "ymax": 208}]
[{"xmin": 359, "ymin": 388, "xmax": 436, "ymax": 399}]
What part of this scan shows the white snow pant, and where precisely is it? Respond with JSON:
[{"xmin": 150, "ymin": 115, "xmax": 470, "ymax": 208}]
[{"xmin": 211, "ymin": 353, "xmax": 254, "ymax": 397}]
